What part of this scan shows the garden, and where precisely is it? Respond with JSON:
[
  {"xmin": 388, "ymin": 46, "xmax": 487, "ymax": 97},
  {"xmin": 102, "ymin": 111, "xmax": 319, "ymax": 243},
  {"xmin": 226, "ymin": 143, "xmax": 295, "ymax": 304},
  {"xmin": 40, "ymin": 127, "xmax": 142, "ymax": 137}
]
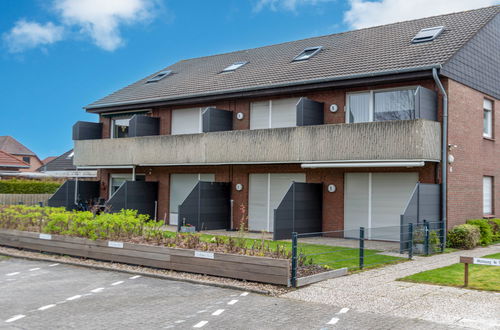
[{"xmin": 0, "ymin": 205, "xmax": 403, "ymax": 283}]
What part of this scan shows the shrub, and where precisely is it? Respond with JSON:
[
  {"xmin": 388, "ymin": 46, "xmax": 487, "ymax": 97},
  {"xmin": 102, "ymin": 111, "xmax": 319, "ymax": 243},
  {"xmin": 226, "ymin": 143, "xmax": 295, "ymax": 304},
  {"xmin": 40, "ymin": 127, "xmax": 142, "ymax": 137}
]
[
  {"xmin": 447, "ymin": 224, "xmax": 480, "ymax": 249},
  {"xmin": 488, "ymin": 219, "xmax": 500, "ymax": 242},
  {"xmin": 466, "ymin": 219, "xmax": 493, "ymax": 246},
  {"xmin": 0, "ymin": 179, "xmax": 61, "ymax": 194}
]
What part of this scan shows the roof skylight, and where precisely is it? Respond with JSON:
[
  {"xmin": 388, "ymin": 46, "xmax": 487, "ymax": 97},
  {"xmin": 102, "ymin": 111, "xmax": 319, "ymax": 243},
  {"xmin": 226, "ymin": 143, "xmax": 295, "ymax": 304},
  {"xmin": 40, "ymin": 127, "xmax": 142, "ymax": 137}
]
[
  {"xmin": 222, "ymin": 61, "xmax": 248, "ymax": 72},
  {"xmin": 146, "ymin": 70, "xmax": 172, "ymax": 83},
  {"xmin": 412, "ymin": 26, "xmax": 444, "ymax": 43},
  {"xmin": 293, "ymin": 46, "xmax": 322, "ymax": 61}
]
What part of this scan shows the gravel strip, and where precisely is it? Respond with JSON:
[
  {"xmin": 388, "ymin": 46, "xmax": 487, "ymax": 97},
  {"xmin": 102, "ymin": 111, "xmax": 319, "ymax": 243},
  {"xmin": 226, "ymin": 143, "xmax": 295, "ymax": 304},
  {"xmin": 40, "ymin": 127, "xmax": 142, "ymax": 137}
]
[{"xmin": 0, "ymin": 246, "xmax": 291, "ymax": 296}]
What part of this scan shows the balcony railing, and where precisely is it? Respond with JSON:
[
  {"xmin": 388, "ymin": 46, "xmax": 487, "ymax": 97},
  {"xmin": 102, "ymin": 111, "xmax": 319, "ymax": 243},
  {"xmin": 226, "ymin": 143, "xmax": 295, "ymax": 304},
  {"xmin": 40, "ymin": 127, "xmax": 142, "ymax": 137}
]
[{"xmin": 73, "ymin": 119, "xmax": 441, "ymax": 167}]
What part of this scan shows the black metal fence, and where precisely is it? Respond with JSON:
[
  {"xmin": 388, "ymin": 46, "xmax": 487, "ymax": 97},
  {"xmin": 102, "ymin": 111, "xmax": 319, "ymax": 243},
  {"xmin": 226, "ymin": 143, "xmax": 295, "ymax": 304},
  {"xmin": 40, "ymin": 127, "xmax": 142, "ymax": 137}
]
[{"xmin": 290, "ymin": 221, "xmax": 445, "ymax": 287}]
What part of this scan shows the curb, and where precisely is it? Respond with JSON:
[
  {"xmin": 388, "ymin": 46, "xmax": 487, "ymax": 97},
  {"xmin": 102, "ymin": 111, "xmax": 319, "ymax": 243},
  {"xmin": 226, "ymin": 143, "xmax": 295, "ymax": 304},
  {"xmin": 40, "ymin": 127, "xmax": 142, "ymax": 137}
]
[{"xmin": 0, "ymin": 250, "xmax": 271, "ymax": 295}]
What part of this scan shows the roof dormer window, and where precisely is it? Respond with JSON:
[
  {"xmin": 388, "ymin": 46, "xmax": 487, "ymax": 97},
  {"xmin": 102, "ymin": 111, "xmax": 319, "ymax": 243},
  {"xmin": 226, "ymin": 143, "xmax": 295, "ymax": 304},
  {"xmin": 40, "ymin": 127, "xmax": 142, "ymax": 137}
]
[
  {"xmin": 412, "ymin": 26, "xmax": 444, "ymax": 43},
  {"xmin": 293, "ymin": 46, "xmax": 322, "ymax": 61},
  {"xmin": 222, "ymin": 61, "xmax": 248, "ymax": 72},
  {"xmin": 146, "ymin": 70, "xmax": 172, "ymax": 83}
]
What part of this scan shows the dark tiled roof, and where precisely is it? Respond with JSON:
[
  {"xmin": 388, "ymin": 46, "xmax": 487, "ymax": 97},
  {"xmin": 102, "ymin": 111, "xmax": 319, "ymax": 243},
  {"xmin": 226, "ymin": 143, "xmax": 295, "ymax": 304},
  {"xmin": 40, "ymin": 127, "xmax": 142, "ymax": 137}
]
[
  {"xmin": 38, "ymin": 149, "xmax": 75, "ymax": 172},
  {"xmin": 0, "ymin": 151, "xmax": 29, "ymax": 168},
  {"xmin": 0, "ymin": 136, "xmax": 36, "ymax": 156},
  {"xmin": 87, "ymin": 6, "xmax": 500, "ymax": 110}
]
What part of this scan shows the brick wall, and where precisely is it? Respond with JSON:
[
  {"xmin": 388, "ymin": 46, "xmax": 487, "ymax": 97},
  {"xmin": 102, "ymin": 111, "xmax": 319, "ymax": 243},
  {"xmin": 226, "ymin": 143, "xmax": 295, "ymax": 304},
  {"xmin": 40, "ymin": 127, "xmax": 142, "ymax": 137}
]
[{"xmin": 446, "ymin": 79, "xmax": 499, "ymax": 228}]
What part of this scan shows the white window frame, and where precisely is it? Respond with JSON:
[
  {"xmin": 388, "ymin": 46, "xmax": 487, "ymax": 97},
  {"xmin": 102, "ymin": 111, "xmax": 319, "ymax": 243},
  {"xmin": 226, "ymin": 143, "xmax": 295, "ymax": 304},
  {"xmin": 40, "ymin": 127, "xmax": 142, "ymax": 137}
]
[
  {"xmin": 171, "ymin": 107, "xmax": 203, "ymax": 135},
  {"xmin": 483, "ymin": 99, "xmax": 493, "ymax": 139},
  {"xmin": 345, "ymin": 86, "xmax": 417, "ymax": 124},
  {"xmin": 483, "ymin": 176, "xmax": 493, "ymax": 215},
  {"xmin": 250, "ymin": 98, "xmax": 300, "ymax": 129}
]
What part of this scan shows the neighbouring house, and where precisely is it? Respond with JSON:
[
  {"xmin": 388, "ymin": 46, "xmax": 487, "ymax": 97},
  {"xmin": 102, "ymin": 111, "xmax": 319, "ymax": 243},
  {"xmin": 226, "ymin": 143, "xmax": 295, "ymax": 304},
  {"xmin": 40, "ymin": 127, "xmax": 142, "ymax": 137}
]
[
  {"xmin": 41, "ymin": 156, "xmax": 57, "ymax": 165},
  {"xmin": 72, "ymin": 7, "xmax": 499, "ymax": 240},
  {"xmin": 37, "ymin": 149, "xmax": 97, "ymax": 178},
  {"xmin": 0, "ymin": 136, "xmax": 43, "ymax": 172},
  {"xmin": 0, "ymin": 150, "xmax": 30, "ymax": 173}
]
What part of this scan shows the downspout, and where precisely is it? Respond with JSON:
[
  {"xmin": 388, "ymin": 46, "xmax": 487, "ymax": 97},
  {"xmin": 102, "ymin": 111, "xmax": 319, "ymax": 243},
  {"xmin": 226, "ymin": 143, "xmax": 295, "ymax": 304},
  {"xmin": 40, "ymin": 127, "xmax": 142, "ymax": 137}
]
[{"xmin": 432, "ymin": 68, "xmax": 447, "ymax": 246}]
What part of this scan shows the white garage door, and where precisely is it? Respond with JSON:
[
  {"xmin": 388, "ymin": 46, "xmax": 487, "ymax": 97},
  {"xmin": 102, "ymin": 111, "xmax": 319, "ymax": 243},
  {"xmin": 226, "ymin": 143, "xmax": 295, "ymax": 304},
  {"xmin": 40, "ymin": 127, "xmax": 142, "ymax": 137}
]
[
  {"xmin": 344, "ymin": 172, "xmax": 418, "ymax": 240},
  {"xmin": 248, "ymin": 173, "xmax": 306, "ymax": 232},
  {"xmin": 169, "ymin": 173, "xmax": 214, "ymax": 225}
]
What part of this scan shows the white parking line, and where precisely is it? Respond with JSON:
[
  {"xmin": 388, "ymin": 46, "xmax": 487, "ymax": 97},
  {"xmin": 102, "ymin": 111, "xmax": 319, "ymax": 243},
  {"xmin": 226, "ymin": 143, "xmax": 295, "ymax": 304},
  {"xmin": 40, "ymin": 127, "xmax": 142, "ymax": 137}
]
[
  {"xmin": 327, "ymin": 317, "xmax": 339, "ymax": 325},
  {"xmin": 111, "ymin": 281, "xmax": 124, "ymax": 286},
  {"xmin": 38, "ymin": 304, "xmax": 56, "ymax": 311},
  {"xmin": 197, "ymin": 310, "xmax": 207, "ymax": 313},
  {"xmin": 174, "ymin": 320, "xmax": 186, "ymax": 324},
  {"xmin": 5, "ymin": 314, "xmax": 25, "ymax": 323},
  {"xmin": 129, "ymin": 275, "xmax": 141, "ymax": 279},
  {"xmin": 6, "ymin": 272, "xmax": 20, "ymax": 276},
  {"xmin": 48, "ymin": 263, "xmax": 59, "ymax": 267},
  {"xmin": 227, "ymin": 299, "xmax": 238, "ymax": 305},
  {"xmin": 29, "ymin": 268, "xmax": 41, "ymax": 272},
  {"xmin": 240, "ymin": 292, "xmax": 249, "ymax": 296},
  {"xmin": 91, "ymin": 288, "xmax": 104, "ymax": 293},
  {"xmin": 212, "ymin": 309, "xmax": 225, "ymax": 316},
  {"xmin": 337, "ymin": 308, "xmax": 349, "ymax": 314},
  {"xmin": 66, "ymin": 295, "xmax": 81, "ymax": 301},
  {"xmin": 193, "ymin": 320, "xmax": 208, "ymax": 328}
]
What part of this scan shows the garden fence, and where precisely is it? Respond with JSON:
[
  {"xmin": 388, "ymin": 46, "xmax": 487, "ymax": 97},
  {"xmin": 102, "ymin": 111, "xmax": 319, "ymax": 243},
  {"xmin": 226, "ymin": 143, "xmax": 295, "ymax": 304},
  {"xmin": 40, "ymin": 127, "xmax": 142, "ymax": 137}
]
[
  {"xmin": 290, "ymin": 220, "xmax": 445, "ymax": 287},
  {"xmin": 0, "ymin": 194, "xmax": 52, "ymax": 206}
]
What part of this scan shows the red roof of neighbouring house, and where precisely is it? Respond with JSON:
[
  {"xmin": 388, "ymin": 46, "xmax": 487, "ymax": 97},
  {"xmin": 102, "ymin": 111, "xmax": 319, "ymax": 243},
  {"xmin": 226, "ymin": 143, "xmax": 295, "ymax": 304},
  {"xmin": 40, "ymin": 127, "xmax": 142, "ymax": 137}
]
[
  {"xmin": 0, "ymin": 136, "xmax": 36, "ymax": 156},
  {"xmin": 42, "ymin": 156, "xmax": 57, "ymax": 164},
  {"xmin": 0, "ymin": 150, "xmax": 30, "ymax": 168}
]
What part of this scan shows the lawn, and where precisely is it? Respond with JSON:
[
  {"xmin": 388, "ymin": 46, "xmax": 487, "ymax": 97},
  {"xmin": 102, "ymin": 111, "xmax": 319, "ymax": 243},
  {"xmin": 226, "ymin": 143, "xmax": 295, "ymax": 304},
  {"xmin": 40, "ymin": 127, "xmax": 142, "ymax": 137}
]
[
  {"xmin": 170, "ymin": 231, "xmax": 404, "ymax": 271},
  {"xmin": 399, "ymin": 253, "xmax": 500, "ymax": 291}
]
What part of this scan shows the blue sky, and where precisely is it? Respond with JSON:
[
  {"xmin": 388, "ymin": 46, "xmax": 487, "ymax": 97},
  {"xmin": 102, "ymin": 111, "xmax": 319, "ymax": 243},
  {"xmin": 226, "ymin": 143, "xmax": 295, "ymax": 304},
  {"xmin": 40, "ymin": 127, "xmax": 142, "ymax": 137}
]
[{"xmin": 1, "ymin": 0, "xmax": 498, "ymax": 159}]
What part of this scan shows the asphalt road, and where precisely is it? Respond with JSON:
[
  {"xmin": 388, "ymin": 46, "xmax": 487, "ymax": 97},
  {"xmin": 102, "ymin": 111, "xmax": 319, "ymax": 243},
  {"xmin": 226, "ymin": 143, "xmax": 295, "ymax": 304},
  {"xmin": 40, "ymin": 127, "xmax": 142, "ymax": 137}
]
[{"xmin": 0, "ymin": 256, "xmax": 465, "ymax": 330}]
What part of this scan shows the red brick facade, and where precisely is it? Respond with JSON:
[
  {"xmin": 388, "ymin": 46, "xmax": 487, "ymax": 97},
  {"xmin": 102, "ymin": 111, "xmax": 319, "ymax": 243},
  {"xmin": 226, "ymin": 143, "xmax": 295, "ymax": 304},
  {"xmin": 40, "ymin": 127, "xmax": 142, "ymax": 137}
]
[{"xmin": 95, "ymin": 77, "xmax": 498, "ymax": 231}]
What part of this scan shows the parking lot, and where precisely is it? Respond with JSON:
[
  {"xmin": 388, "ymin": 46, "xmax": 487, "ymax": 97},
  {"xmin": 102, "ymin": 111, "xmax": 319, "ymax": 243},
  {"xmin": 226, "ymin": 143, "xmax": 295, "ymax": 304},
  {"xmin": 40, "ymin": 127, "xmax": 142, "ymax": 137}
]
[{"xmin": 0, "ymin": 256, "xmax": 462, "ymax": 329}]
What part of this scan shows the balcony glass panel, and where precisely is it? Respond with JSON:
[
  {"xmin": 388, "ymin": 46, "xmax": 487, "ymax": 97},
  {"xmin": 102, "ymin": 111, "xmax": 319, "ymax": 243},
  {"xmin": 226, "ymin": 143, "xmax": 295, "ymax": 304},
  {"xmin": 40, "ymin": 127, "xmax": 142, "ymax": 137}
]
[{"xmin": 374, "ymin": 90, "xmax": 415, "ymax": 121}]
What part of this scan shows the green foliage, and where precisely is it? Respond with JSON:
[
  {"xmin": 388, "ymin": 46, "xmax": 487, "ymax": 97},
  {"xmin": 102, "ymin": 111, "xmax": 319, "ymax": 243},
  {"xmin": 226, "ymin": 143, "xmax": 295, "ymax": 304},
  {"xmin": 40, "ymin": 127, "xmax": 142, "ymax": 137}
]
[
  {"xmin": 0, "ymin": 179, "xmax": 61, "ymax": 194},
  {"xmin": 466, "ymin": 219, "xmax": 493, "ymax": 246},
  {"xmin": 447, "ymin": 224, "xmax": 480, "ymax": 249},
  {"xmin": 488, "ymin": 219, "xmax": 500, "ymax": 242}
]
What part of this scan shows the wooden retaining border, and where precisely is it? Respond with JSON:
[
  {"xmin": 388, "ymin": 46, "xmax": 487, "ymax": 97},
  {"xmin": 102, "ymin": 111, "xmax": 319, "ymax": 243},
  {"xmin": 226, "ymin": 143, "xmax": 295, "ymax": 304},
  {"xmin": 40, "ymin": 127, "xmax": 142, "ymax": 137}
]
[
  {"xmin": 0, "ymin": 229, "xmax": 290, "ymax": 286},
  {"xmin": 296, "ymin": 268, "xmax": 348, "ymax": 287}
]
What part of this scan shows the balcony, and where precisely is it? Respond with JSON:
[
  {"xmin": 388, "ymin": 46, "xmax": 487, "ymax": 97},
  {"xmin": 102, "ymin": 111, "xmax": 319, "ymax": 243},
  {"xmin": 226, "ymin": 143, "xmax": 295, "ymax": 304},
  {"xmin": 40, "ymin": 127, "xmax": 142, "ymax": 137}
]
[{"xmin": 73, "ymin": 119, "xmax": 441, "ymax": 167}]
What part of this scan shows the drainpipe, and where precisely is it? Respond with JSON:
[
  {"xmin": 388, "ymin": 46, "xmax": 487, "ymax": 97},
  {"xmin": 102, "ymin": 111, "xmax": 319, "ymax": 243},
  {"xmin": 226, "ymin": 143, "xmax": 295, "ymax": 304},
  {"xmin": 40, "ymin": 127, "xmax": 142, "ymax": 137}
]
[{"xmin": 432, "ymin": 68, "xmax": 447, "ymax": 246}]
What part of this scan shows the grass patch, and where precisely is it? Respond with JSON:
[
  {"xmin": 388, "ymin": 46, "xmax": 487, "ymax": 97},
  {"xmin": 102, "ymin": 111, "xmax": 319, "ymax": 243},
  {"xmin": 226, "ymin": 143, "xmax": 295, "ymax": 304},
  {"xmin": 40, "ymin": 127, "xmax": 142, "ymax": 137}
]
[
  {"xmin": 400, "ymin": 253, "xmax": 500, "ymax": 291},
  {"xmin": 188, "ymin": 232, "xmax": 404, "ymax": 271}
]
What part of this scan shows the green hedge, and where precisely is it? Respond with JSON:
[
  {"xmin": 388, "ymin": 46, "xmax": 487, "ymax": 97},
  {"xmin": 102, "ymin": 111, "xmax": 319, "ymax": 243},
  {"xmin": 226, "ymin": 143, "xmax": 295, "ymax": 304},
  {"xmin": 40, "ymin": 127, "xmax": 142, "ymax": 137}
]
[
  {"xmin": 447, "ymin": 224, "xmax": 480, "ymax": 249},
  {"xmin": 466, "ymin": 219, "xmax": 493, "ymax": 246},
  {"xmin": 0, "ymin": 179, "xmax": 61, "ymax": 194}
]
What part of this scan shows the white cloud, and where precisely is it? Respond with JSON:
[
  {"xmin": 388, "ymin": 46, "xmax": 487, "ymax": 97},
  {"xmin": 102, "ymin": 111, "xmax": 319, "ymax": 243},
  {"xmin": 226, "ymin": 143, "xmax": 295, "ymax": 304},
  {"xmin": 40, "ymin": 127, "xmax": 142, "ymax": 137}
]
[
  {"xmin": 254, "ymin": 0, "xmax": 335, "ymax": 12},
  {"xmin": 54, "ymin": 0, "xmax": 156, "ymax": 51},
  {"xmin": 344, "ymin": 0, "xmax": 500, "ymax": 29},
  {"xmin": 3, "ymin": 20, "xmax": 64, "ymax": 53}
]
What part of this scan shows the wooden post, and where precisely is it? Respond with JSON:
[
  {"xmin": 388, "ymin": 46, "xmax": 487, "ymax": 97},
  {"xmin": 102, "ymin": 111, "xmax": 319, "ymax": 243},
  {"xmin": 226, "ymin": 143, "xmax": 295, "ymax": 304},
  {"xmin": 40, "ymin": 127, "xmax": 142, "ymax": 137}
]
[{"xmin": 464, "ymin": 262, "xmax": 469, "ymax": 287}]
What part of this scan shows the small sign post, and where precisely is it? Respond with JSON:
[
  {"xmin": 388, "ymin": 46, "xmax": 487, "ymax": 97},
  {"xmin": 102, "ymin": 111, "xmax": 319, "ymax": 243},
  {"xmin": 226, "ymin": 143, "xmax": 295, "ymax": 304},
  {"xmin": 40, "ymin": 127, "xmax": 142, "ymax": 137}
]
[{"xmin": 460, "ymin": 256, "xmax": 500, "ymax": 287}]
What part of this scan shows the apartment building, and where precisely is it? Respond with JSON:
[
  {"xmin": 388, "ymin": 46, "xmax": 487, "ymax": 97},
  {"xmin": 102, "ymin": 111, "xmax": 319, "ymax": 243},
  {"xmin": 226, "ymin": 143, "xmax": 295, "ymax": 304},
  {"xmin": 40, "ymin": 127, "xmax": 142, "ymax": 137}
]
[{"xmin": 71, "ymin": 6, "xmax": 499, "ymax": 240}]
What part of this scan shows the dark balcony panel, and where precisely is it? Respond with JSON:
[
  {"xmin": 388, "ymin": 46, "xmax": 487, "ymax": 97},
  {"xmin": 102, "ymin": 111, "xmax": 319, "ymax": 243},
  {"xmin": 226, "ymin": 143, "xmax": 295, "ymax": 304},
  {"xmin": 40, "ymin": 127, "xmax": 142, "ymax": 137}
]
[
  {"xmin": 296, "ymin": 97, "xmax": 324, "ymax": 126},
  {"xmin": 48, "ymin": 180, "xmax": 100, "ymax": 210},
  {"xmin": 202, "ymin": 107, "xmax": 233, "ymax": 132},
  {"xmin": 178, "ymin": 181, "xmax": 231, "ymax": 231},
  {"xmin": 128, "ymin": 115, "xmax": 160, "ymax": 137},
  {"xmin": 415, "ymin": 86, "xmax": 438, "ymax": 121},
  {"xmin": 106, "ymin": 181, "xmax": 158, "ymax": 219},
  {"xmin": 72, "ymin": 121, "xmax": 103, "ymax": 140},
  {"xmin": 273, "ymin": 182, "xmax": 323, "ymax": 240}
]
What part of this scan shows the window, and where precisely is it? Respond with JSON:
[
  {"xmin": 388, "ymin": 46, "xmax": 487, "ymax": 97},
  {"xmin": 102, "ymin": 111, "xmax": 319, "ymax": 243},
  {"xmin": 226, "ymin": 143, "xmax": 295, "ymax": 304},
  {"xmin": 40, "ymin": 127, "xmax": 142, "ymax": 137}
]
[
  {"xmin": 293, "ymin": 46, "xmax": 322, "ymax": 61},
  {"xmin": 222, "ymin": 61, "xmax": 247, "ymax": 72},
  {"xmin": 483, "ymin": 176, "xmax": 493, "ymax": 215},
  {"xmin": 412, "ymin": 26, "xmax": 444, "ymax": 43},
  {"xmin": 171, "ymin": 108, "xmax": 203, "ymax": 135},
  {"xmin": 250, "ymin": 98, "xmax": 300, "ymax": 129},
  {"xmin": 483, "ymin": 99, "xmax": 493, "ymax": 138},
  {"xmin": 146, "ymin": 70, "xmax": 171, "ymax": 83},
  {"xmin": 111, "ymin": 116, "xmax": 132, "ymax": 138},
  {"xmin": 22, "ymin": 156, "xmax": 30, "ymax": 164},
  {"xmin": 346, "ymin": 88, "xmax": 416, "ymax": 123},
  {"xmin": 109, "ymin": 174, "xmax": 145, "ymax": 198}
]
